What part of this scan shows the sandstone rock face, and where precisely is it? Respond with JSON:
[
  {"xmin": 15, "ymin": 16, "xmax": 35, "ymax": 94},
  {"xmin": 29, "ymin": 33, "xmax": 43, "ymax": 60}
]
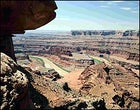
[
  {"xmin": 78, "ymin": 63, "xmax": 139, "ymax": 109},
  {"xmin": 79, "ymin": 63, "xmax": 110, "ymax": 92},
  {"xmin": 33, "ymin": 69, "xmax": 61, "ymax": 81},
  {"xmin": 0, "ymin": 1, "xmax": 57, "ymax": 34},
  {"xmin": 0, "ymin": 53, "xmax": 34, "ymax": 109}
]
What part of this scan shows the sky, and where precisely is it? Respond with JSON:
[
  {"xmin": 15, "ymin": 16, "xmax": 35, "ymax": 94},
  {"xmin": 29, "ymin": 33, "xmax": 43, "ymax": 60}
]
[{"xmin": 28, "ymin": 1, "xmax": 139, "ymax": 32}]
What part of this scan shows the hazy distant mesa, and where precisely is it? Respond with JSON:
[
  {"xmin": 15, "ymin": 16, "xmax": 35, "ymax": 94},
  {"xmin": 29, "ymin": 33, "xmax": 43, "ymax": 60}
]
[{"xmin": 71, "ymin": 30, "xmax": 139, "ymax": 37}]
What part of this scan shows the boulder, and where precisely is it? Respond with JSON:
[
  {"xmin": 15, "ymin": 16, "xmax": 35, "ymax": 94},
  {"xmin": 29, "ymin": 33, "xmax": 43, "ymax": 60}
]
[{"xmin": 0, "ymin": 53, "xmax": 34, "ymax": 109}]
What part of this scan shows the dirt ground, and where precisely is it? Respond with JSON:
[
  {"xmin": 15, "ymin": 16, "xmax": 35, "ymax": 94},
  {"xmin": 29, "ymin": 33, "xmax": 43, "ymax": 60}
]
[{"xmin": 57, "ymin": 69, "xmax": 84, "ymax": 91}]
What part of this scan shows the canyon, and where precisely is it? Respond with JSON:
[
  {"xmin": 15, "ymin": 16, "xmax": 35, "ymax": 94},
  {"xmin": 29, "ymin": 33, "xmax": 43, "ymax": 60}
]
[
  {"xmin": 0, "ymin": 1, "xmax": 139, "ymax": 109},
  {"xmin": 11, "ymin": 30, "xmax": 139, "ymax": 109}
]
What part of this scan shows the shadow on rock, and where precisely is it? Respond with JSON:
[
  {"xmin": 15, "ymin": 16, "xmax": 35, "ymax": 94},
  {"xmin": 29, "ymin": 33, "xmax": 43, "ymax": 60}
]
[{"xmin": 17, "ymin": 65, "xmax": 52, "ymax": 109}]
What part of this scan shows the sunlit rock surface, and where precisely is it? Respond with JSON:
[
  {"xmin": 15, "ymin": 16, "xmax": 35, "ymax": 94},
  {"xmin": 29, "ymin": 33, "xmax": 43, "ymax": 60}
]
[{"xmin": 0, "ymin": 53, "xmax": 34, "ymax": 109}]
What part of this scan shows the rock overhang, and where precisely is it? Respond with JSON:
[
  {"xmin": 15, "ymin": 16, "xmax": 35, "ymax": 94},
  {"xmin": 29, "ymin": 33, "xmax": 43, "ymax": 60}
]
[{"xmin": 0, "ymin": 1, "xmax": 57, "ymax": 34}]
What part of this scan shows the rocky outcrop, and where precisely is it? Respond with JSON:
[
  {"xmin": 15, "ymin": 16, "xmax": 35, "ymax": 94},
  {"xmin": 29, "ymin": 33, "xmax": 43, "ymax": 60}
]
[
  {"xmin": 0, "ymin": 53, "xmax": 34, "ymax": 109},
  {"xmin": 112, "ymin": 90, "xmax": 140, "ymax": 109},
  {"xmin": 47, "ymin": 46, "xmax": 74, "ymax": 56},
  {"xmin": 78, "ymin": 62, "xmax": 139, "ymax": 109},
  {"xmin": 40, "ymin": 69, "xmax": 61, "ymax": 81},
  {"xmin": 0, "ymin": 1, "xmax": 57, "ymax": 34},
  {"xmin": 79, "ymin": 63, "xmax": 110, "ymax": 93}
]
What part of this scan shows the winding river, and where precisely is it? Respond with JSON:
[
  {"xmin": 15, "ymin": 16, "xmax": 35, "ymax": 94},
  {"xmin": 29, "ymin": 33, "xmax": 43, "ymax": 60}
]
[{"xmin": 31, "ymin": 56, "xmax": 69, "ymax": 76}]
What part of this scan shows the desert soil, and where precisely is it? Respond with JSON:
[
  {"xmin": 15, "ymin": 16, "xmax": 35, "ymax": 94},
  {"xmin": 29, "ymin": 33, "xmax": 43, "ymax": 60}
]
[{"xmin": 57, "ymin": 69, "xmax": 84, "ymax": 91}]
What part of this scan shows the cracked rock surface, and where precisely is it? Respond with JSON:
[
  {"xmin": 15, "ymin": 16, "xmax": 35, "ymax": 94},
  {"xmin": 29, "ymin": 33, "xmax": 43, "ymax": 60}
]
[{"xmin": 0, "ymin": 53, "xmax": 33, "ymax": 109}]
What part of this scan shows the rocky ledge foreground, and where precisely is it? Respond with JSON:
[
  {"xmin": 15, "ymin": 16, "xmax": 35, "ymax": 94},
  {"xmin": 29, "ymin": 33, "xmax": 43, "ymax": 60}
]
[{"xmin": 0, "ymin": 53, "xmax": 34, "ymax": 109}]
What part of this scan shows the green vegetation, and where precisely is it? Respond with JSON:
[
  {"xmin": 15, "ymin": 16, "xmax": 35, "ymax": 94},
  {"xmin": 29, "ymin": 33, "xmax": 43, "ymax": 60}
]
[
  {"xmin": 34, "ymin": 56, "xmax": 71, "ymax": 73},
  {"xmin": 88, "ymin": 55, "xmax": 102, "ymax": 64},
  {"xmin": 54, "ymin": 63, "xmax": 71, "ymax": 73},
  {"xmin": 93, "ymin": 59, "xmax": 101, "ymax": 64},
  {"xmin": 30, "ymin": 56, "xmax": 45, "ymax": 67},
  {"xmin": 104, "ymin": 56, "xmax": 110, "ymax": 62}
]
